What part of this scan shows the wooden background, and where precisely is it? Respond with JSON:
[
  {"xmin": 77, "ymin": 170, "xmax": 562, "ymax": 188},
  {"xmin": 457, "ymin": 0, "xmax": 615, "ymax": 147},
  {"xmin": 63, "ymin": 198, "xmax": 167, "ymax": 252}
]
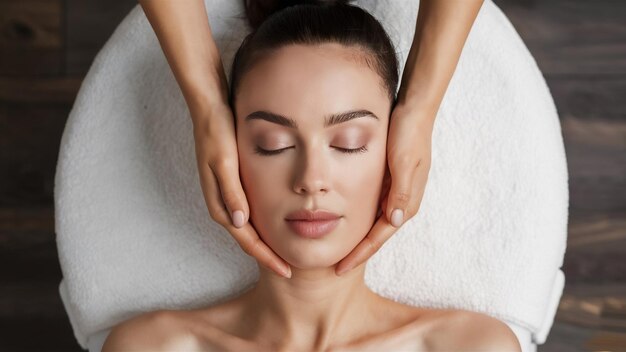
[{"xmin": 0, "ymin": 0, "xmax": 624, "ymax": 350}]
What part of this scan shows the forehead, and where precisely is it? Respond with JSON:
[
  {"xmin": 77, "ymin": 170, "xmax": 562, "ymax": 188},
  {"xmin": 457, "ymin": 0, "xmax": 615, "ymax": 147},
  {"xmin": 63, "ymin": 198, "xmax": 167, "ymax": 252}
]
[{"xmin": 235, "ymin": 43, "xmax": 389, "ymax": 125}]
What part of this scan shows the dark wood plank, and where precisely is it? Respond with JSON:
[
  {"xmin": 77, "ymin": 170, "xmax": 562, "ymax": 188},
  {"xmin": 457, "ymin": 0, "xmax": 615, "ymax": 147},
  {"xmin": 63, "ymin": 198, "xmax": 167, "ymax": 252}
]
[
  {"xmin": 539, "ymin": 283, "xmax": 626, "ymax": 351},
  {"xmin": 558, "ymin": 294, "xmax": 626, "ymax": 330},
  {"xmin": 548, "ymin": 77, "xmax": 626, "ymax": 122},
  {"xmin": 538, "ymin": 321, "xmax": 596, "ymax": 352},
  {"xmin": 0, "ymin": 77, "xmax": 82, "ymax": 104},
  {"xmin": 0, "ymin": 0, "xmax": 63, "ymax": 76},
  {"xmin": 561, "ymin": 117, "xmax": 626, "ymax": 221},
  {"xmin": 0, "ymin": 103, "xmax": 69, "ymax": 207},
  {"xmin": 560, "ymin": 115, "xmax": 626, "ymax": 283},
  {"xmin": 560, "ymin": 286, "xmax": 626, "ymax": 343},
  {"xmin": 0, "ymin": 207, "xmax": 53, "ymax": 237},
  {"xmin": 0, "ymin": 208, "xmax": 57, "ymax": 282},
  {"xmin": 586, "ymin": 331, "xmax": 626, "ymax": 351},
  {"xmin": 493, "ymin": 0, "xmax": 626, "ymax": 76},
  {"xmin": 565, "ymin": 214, "xmax": 626, "ymax": 284},
  {"xmin": 0, "ymin": 317, "xmax": 82, "ymax": 352},
  {"xmin": 0, "ymin": 206, "xmax": 80, "ymax": 351},
  {"xmin": 65, "ymin": 0, "xmax": 138, "ymax": 75}
]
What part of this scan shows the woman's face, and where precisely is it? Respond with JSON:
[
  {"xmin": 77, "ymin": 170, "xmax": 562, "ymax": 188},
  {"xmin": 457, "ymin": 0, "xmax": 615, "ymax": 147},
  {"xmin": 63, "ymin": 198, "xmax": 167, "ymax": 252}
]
[{"xmin": 234, "ymin": 43, "xmax": 391, "ymax": 269}]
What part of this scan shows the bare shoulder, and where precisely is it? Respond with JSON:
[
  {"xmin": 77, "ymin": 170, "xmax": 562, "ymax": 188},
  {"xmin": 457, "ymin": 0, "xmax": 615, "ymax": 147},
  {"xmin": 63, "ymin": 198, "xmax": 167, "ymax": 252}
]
[
  {"xmin": 101, "ymin": 309, "xmax": 201, "ymax": 352},
  {"xmin": 424, "ymin": 309, "xmax": 522, "ymax": 352}
]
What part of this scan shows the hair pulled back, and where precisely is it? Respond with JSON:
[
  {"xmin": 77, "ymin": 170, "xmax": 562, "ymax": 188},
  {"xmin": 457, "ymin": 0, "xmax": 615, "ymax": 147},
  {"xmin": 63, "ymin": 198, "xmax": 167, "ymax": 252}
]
[{"xmin": 229, "ymin": 0, "xmax": 399, "ymax": 108}]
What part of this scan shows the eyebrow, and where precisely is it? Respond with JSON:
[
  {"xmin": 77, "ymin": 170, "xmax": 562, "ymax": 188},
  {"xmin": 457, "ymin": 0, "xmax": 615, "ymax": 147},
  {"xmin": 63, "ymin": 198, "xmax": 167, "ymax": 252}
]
[{"xmin": 244, "ymin": 109, "xmax": 379, "ymax": 129}]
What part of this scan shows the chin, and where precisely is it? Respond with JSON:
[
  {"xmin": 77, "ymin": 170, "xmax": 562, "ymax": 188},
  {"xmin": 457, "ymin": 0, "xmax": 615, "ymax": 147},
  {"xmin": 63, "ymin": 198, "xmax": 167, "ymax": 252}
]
[
  {"xmin": 285, "ymin": 257, "xmax": 340, "ymax": 270},
  {"xmin": 275, "ymin": 240, "xmax": 353, "ymax": 270},
  {"xmin": 256, "ymin": 223, "xmax": 365, "ymax": 270}
]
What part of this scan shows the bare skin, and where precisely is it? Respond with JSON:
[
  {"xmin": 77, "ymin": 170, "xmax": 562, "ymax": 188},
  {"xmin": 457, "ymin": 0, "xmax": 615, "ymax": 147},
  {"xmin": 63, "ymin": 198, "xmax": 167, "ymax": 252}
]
[
  {"xmin": 102, "ymin": 295, "xmax": 520, "ymax": 352},
  {"xmin": 102, "ymin": 43, "xmax": 520, "ymax": 352},
  {"xmin": 139, "ymin": 0, "xmax": 485, "ymax": 279},
  {"xmin": 102, "ymin": 264, "xmax": 520, "ymax": 351}
]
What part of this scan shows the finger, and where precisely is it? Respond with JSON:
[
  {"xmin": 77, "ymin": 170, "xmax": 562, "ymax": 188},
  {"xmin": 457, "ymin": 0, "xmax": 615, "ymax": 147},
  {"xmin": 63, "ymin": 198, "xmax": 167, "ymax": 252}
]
[
  {"xmin": 378, "ymin": 164, "xmax": 392, "ymax": 207},
  {"xmin": 376, "ymin": 167, "xmax": 391, "ymax": 219},
  {"xmin": 227, "ymin": 220, "xmax": 292, "ymax": 279},
  {"xmin": 335, "ymin": 159, "xmax": 432, "ymax": 276},
  {"xmin": 385, "ymin": 158, "xmax": 418, "ymax": 228},
  {"xmin": 335, "ymin": 215, "xmax": 398, "ymax": 276},
  {"xmin": 404, "ymin": 161, "xmax": 430, "ymax": 219},
  {"xmin": 200, "ymin": 161, "xmax": 291, "ymax": 278},
  {"xmin": 212, "ymin": 158, "xmax": 250, "ymax": 228},
  {"xmin": 198, "ymin": 158, "xmax": 231, "ymax": 227}
]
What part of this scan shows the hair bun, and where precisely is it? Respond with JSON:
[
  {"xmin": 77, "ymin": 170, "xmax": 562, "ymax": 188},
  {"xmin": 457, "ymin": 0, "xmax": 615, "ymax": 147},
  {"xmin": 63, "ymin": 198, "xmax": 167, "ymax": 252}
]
[{"xmin": 244, "ymin": 0, "xmax": 350, "ymax": 30}]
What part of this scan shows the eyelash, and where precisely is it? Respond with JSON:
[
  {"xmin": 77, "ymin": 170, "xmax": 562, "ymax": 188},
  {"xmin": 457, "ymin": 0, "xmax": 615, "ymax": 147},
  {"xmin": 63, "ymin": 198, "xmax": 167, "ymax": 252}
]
[{"xmin": 254, "ymin": 145, "xmax": 368, "ymax": 156}]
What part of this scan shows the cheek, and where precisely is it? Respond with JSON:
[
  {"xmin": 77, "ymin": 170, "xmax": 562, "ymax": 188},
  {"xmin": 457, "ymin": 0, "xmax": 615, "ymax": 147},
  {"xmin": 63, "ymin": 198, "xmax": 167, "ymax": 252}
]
[
  {"xmin": 237, "ymin": 135, "xmax": 387, "ymax": 268},
  {"xmin": 341, "ymin": 143, "xmax": 386, "ymax": 208},
  {"xmin": 336, "ymin": 143, "xmax": 387, "ymax": 242},
  {"xmin": 238, "ymin": 149, "xmax": 288, "ymax": 238}
]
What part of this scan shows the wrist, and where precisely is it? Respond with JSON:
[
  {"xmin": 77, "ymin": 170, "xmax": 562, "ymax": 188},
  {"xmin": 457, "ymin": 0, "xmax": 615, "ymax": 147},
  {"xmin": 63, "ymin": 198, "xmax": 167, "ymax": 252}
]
[
  {"xmin": 187, "ymin": 89, "xmax": 226, "ymax": 115},
  {"xmin": 394, "ymin": 94, "xmax": 439, "ymax": 128},
  {"xmin": 180, "ymin": 57, "xmax": 231, "ymax": 119},
  {"xmin": 185, "ymin": 79, "xmax": 230, "ymax": 118}
]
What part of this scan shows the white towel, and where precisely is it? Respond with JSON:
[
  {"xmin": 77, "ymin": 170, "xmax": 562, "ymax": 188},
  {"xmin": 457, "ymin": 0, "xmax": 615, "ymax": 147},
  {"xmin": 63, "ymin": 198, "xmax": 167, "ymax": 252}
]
[{"xmin": 55, "ymin": 0, "xmax": 568, "ymax": 349}]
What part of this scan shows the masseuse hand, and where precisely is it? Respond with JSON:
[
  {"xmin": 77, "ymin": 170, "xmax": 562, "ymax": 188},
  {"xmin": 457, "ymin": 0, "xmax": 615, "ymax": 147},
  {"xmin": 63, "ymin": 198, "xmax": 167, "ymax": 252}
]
[
  {"xmin": 334, "ymin": 103, "xmax": 434, "ymax": 276},
  {"xmin": 334, "ymin": 0, "xmax": 485, "ymax": 276},
  {"xmin": 191, "ymin": 103, "xmax": 291, "ymax": 279},
  {"xmin": 139, "ymin": 0, "xmax": 291, "ymax": 279}
]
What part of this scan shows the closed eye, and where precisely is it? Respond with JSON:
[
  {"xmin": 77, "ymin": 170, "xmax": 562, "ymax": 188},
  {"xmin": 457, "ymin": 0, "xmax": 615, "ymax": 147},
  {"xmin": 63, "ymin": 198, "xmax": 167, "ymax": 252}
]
[{"xmin": 254, "ymin": 145, "xmax": 368, "ymax": 156}]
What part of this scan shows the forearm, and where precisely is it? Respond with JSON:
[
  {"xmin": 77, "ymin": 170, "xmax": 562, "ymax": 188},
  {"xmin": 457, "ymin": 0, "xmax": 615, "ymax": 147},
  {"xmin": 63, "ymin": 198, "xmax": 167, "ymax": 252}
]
[
  {"xmin": 398, "ymin": 0, "xmax": 484, "ymax": 126},
  {"xmin": 138, "ymin": 0, "xmax": 228, "ymax": 118}
]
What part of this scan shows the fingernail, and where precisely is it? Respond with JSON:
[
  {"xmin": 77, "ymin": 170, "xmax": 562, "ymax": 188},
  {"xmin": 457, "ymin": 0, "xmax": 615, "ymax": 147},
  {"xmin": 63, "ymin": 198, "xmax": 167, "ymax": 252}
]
[
  {"xmin": 283, "ymin": 266, "xmax": 292, "ymax": 279},
  {"xmin": 232, "ymin": 210, "xmax": 245, "ymax": 228},
  {"xmin": 390, "ymin": 208, "xmax": 403, "ymax": 228}
]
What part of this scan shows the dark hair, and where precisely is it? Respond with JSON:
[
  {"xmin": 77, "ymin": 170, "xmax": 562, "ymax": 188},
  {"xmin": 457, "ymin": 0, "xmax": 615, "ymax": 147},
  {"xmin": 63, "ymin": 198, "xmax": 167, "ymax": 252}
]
[{"xmin": 229, "ymin": 0, "xmax": 399, "ymax": 109}]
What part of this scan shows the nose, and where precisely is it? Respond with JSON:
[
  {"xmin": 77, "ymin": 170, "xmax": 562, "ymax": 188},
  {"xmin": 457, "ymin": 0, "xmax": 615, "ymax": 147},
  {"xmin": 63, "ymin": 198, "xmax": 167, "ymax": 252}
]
[{"xmin": 292, "ymin": 146, "xmax": 330, "ymax": 195}]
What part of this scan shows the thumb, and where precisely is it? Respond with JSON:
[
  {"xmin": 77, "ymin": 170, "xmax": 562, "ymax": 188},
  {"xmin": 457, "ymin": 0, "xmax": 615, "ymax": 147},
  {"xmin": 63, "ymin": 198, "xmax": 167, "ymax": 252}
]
[
  {"xmin": 377, "ymin": 164, "xmax": 392, "ymax": 216},
  {"xmin": 214, "ymin": 160, "xmax": 250, "ymax": 228},
  {"xmin": 385, "ymin": 163, "xmax": 415, "ymax": 228}
]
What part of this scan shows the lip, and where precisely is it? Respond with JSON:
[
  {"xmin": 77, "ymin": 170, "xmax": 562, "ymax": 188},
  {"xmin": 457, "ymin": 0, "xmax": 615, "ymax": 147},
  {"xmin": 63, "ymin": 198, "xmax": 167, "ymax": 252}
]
[
  {"xmin": 285, "ymin": 218, "xmax": 341, "ymax": 239},
  {"xmin": 285, "ymin": 209, "xmax": 341, "ymax": 221},
  {"xmin": 285, "ymin": 209, "xmax": 342, "ymax": 239}
]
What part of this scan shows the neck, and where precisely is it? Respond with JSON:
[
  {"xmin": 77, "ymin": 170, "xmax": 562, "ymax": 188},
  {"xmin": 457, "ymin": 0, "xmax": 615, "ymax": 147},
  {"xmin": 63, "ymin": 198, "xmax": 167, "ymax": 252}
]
[{"xmin": 241, "ymin": 261, "xmax": 377, "ymax": 351}]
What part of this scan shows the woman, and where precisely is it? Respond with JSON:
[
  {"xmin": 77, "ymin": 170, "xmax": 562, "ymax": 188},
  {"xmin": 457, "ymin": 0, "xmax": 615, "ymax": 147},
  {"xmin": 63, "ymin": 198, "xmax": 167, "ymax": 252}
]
[
  {"xmin": 102, "ymin": 2, "xmax": 521, "ymax": 351},
  {"xmin": 138, "ymin": 0, "xmax": 484, "ymax": 279}
]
